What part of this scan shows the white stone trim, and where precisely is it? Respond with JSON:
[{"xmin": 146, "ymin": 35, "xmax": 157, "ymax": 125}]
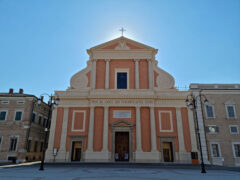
[
  {"xmin": 17, "ymin": 101, "xmax": 25, "ymax": 105},
  {"xmin": 176, "ymin": 108, "xmax": 186, "ymax": 153},
  {"xmin": 209, "ymin": 142, "xmax": 222, "ymax": 157},
  {"xmin": 187, "ymin": 109, "xmax": 198, "ymax": 152},
  {"xmin": 206, "ymin": 125, "xmax": 218, "ymax": 134},
  {"xmin": 45, "ymin": 108, "xmax": 58, "ymax": 162},
  {"xmin": 134, "ymin": 59, "xmax": 139, "ymax": 89},
  {"xmin": 1, "ymin": 100, "xmax": 9, "ymax": 104},
  {"xmin": 115, "ymin": 68, "xmax": 129, "ymax": 89},
  {"xmin": 225, "ymin": 103, "xmax": 237, "ymax": 119},
  {"xmin": 105, "ymin": 59, "xmax": 110, "ymax": 89},
  {"xmin": 87, "ymin": 107, "xmax": 94, "ymax": 152},
  {"xmin": 14, "ymin": 110, "xmax": 24, "ymax": 121},
  {"xmin": 135, "ymin": 107, "xmax": 142, "ymax": 152},
  {"xmin": 232, "ymin": 142, "xmax": 240, "ymax": 158},
  {"xmin": 148, "ymin": 60, "xmax": 153, "ymax": 89},
  {"xmin": 0, "ymin": 110, "xmax": 8, "ymax": 121},
  {"xmin": 229, "ymin": 125, "xmax": 239, "ymax": 134},
  {"xmin": 113, "ymin": 110, "xmax": 131, "ymax": 118},
  {"xmin": 9, "ymin": 135, "xmax": 19, "ymax": 152},
  {"xmin": 102, "ymin": 107, "xmax": 109, "ymax": 152},
  {"xmin": 91, "ymin": 60, "xmax": 96, "ymax": 89},
  {"xmin": 150, "ymin": 107, "xmax": 157, "ymax": 151},
  {"xmin": 204, "ymin": 104, "xmax": 216, "ymax": 119},
  {"xmin": 193, "ymin": 91, "xmax": 210, "ymax": 164},
  {"xmin": 71, "ymin": 110, "xmax": 86, "ymax": 132},
  {"xmin": 158, "ymin": 111, "xmax": 173, "ymax": 132}
]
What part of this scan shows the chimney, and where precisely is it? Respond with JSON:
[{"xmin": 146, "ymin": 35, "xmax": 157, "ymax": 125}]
[
  {"xmin": 41, "ymin": 96, "xmax": 44, "ymax": 102},
  {"xmin": 9, "ymin": 88, "xmax": 14, "ymax": 94},
  {"xmin": 19, "ymin": 89, "xmax": 24, "ymax": 94}
]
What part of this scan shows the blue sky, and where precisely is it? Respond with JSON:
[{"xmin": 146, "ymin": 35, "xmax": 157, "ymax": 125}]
[{"xmin": 0, "ymin": 0, "xmax": 239, "ymax": 97}]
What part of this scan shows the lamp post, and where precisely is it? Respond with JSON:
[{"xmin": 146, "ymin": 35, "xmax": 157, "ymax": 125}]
[
  {"xmin": 185, "ymin": 92, "xmax": 208, "ymax": 173},
  {"xmin": 38, "ymin": 94, "xmax": 59, "ymax": 171}
]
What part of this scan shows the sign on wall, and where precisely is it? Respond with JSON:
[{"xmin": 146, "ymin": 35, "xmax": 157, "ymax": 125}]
[{"xmin": 113, "ymin": 110, "xmax": 131, "ymax": 118}]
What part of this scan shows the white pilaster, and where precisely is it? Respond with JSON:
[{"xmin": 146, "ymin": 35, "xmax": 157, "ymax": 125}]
[
  {"xmin": 102, "ymin": 106, "xmax": 109, "ymax": 152},
  {"xmin": 56, "ymin": 108, "xmax": 69, "ymax": 161},
  {"xmin": 105, "ymin": 59, "xmax": 110, "ymax": 89},
  {"xmin": 187, "ymin": 108, "xmax": 198, "ymax": 152},
  {"xmin": 136, "ymin": 106, "xmax": 142, "ymax": 152},
  {"xmin": 87, "ymin": 106, "xmax": 95, "ymax": 152},
  {"xmin": 150, "ymin": 107, "xmax": 157, "ymax": 151},
  {"xmin": 148, "ymin": 60, "xmax": 153, "ymax": 89},
  {"xmin": 91, "ymin": 60, "xmax": 97, "ymax": 89},
  {"xmin": 134, "ymin": 59, "xmax": 139, "ymax": 89},
  {"xmin": 194, "ymin": 92, "xmax": 210, "ymax": 164},
  {"xmin": 176, "ymin": 108, "xmax": 185, "ymax": 152},
  {"xmin": 45, "ymin": 108, "xmax": 57, "ymax": 162}
]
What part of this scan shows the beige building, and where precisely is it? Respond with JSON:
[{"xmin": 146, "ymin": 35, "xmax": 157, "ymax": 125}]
[
  {"xmin": 190, "ymin": 84, "xmax": 240, "ymax": 166},
  {"xmin": 0, "ymin": 89, "xmax": 49, "ymax": 163}
]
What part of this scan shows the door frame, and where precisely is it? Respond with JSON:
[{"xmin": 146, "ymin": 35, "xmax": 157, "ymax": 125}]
[
  {"xmin": 160, "ymin": 137, "xmax": 175, "ymax": 162},
  {"xmin": 111, "ymin": 120, "xmax": 133, "ymax": 162},
  {"xmin": 69, "ymin": 136, "xmax": 84, "ymax": 162}
]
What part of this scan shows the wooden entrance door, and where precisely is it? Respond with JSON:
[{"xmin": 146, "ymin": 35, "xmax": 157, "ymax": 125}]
[
  {"xmin": 115, "ymin": 132, "xmax": 129, "ymax": 161},
  {"xmin": 163, "ymin": 142, "xmax": 173, "ymax": 162},
  {"xmin": 71, "ymin": 141, "xmax": 82, "ymax": 161}
]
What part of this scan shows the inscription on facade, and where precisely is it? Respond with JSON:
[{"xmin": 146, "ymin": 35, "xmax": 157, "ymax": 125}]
[
  {"xmin": 113, "ymin": 110, "xmax": 131, "ymax": 118},
  {"xmin": 90, "ymin": 99, "xmax": 154, "ymax": 106}
]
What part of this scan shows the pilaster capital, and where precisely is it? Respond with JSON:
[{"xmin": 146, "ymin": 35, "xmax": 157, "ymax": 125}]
[
  {"xmin": 105, "ymin": 59, "xmax": 111, "ymax": 62},
  {"xmin": 134, "ymin": 59, "xmax": 140, "ymax": 62}
]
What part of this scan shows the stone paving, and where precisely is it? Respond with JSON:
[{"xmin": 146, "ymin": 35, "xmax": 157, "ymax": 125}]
[{"xmin": 0, "ymin": 163, "xmax": 239, "ymax": 180}]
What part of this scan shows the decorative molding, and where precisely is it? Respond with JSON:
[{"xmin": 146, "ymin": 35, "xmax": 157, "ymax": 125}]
[
  {"xmin": 115, "ymin": 41, "xmax": 130, "ymax": 50},
  {"xmin": 153, "ymin": 65, "xmax": 175, "ymax": 90},
  {"xmin": 70, "ymin": 65, "xmax": 91, "ymax": 90},
  {"xmin": 158, "ymin": 111, "xmax": 173, "ymax": 132}
]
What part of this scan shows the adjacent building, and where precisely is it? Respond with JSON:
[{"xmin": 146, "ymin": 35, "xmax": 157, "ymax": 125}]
[
  {"xmin": 46, "ymin": 36, "xmax": 199, "ymax": 163},
  {"xmin": 190, "ymin": 84, "xmax": 240, "ymax": 166},
  {"xmin": 0, "ymin": 89, "xmax": 50, "ymax": 162}
]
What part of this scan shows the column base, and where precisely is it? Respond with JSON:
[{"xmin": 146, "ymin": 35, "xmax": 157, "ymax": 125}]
[
  {"xmin": 175, "ymin": 152, "xmax": 191, "ymax": 163},
  {"xmin": 84, "ymin": 151, "xmax": 111, "ymax": 162},
  {"xmin": 134, "ymin": 151, "xmax": 161, "ymax": 162}
]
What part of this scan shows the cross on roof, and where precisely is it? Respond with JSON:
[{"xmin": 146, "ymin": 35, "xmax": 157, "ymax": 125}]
[{"xmin": 119, "ymin": 27, "xmax": 126, "ymax": 36}]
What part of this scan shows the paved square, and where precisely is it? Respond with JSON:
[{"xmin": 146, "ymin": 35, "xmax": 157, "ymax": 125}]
[{"xmin": 0, "ymin": 164, "xmax": 240, "ymax": 180}]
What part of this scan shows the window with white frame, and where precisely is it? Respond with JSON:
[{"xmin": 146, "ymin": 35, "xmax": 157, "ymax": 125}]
[
  {"xmin": 15, "ymin": 111, "xmax": 23, "ymax": 121},
  {"xmin": 229, "ymin": 125, "xmax": 239, "ymax": 134},
  {"xmin": 206, "ymin": 125, "xmax": 219, "ymax": 134},
  {"xmin": 1, "ymin": 101, "xmax": 9, "ymax": 104},
  {"xmin": 115, "ymin": 69, "xmax": 129, "ymax": 89},
  {"xmin": 233, "ymin": 143, "xmax": 240, "ymax": 157},
  {"xmin": 9, "ymin": 136, "xmax": 18, "ymax": 151},
  {"xmin": 211, "ymin": 143, "xmax": 221, "ymax": 157},
  {"xmin": 205, "ymin": 104, "xmax": 215, "ymax": 118},
  {"xmin": 225, "ymin": 104, "xmax": 236, "ymax": 118},
  {"xmin": 17, "ymin": 101, "xmax": 25, "ymax": 105},
  {"xmin": 0, "ymin": 110, "xmax": 7, "ymax": 121}
]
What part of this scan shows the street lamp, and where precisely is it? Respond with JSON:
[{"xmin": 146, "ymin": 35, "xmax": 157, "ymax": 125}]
[
  {"xmin": 38, "ymin": 94, "xmax": 59, "ymax": 171},
  {"xmin": 185, "ymin": 92, "xmax": 208, "ymax": 173}
]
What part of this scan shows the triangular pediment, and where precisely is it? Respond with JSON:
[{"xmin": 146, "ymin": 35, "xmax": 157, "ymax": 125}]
[
  {"xmin": 111, "ymin": 120, "xmax": 134, "ymax": 127},
  {"xmin": 88, "ymin": 36, "xmax": 157, "ymax": 52}
]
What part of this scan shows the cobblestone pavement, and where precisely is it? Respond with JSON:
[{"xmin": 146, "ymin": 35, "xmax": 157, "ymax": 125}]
[{"xmin": 0, "ymin": 164, "xmax": 239, "ymax": 180}]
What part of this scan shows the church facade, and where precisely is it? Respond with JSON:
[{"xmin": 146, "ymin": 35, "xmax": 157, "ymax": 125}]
[{"xmin": 45, "ymin": 37, "xmax": 199, "ymax": 162}]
